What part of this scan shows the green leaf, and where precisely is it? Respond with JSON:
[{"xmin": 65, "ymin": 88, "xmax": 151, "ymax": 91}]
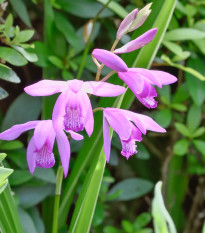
[
  {"xmin": 185, "ymin": 57, "xmax": 205, "ymax": 105},
  {"xmin": 0, "ymin": 140, "xmax": 24, "ymax": 150},
  {"xmin": 164, "ymin": 28, "xmax": 205, "ymax": 41},
  {"xmin": 57, "ymin": 0, "xmax": 113, "ymax": 18},
  {"xmin": 33, "ymin": 41, "xmax": 52, "ymax": 67},
  {"xmin": 0, "ymin": 87, "xmax": 8, "ymax": 100},
  {"xmin": 173, "ymin": 139, "xmax": 189, "ymax": 156},
  {"xmin": 1, "ymin": 93, "xmax": 41, "ymax": 131},
  {"xmin": 192, "ymin": 127, "xmax": 205, "ymax": 138},
  {"xmin": 9, "ymin": 0, "xmax": 32, "ymax": 27},
  {"xmin": 33, "ymin": 167, "xmax": 56, "ymax": 184},
  {"xmin": 0, "ymin": 47, "xmax": 27, "ymax": 66},
  {"xmin": 104, "ymin": 226, "xmax": 120, "ymax": 233},
  {"xmin": 0, "ymin": 167, "xmax": 13, "ymax": 184},
  {"xmin": 97, "ymin": 0, "xmax": 128, "ymax": 18},
  {"xmin": 48, "ymin": 56, "xmax": 64, "ymax": 69},
  {"xmin": 92, "ymin": 203, "xmax": 104, "ymax": 227},
  {"xmin": 162, "ymin": 55, "xmax": 205, "ymax": 81},
  {"xmin": 134, "ymin": 213, "xmax": 152, "ymax": 230},
  {"xmin": 122, "ymin": 220, "xmax": 133, "ymax": 233},
  {"xmin": 9, "ymin": 170, "xmax": 32, "ymax": 186},
  {"xmin": 152, "ymin": 181, "xmax": 177, "ymax": 233},
  {"xmin": 12, "ymin": 46, "xmax": 38, "ymax": 62},
  {"xmin": 13, "ymin": 30, "xmax": 34, "ymax": 43},
  {"xmin": 155, "ymin": 109, "xmax": 172, "ymax": 128},
  {"xmin": 0, "ymin": 153, "xmax": 6, "ymax": 163},
  {"xmin": 0, "ymin": 63, "xmax": 20, "ymax": 83},
  {"xmin": 193, "ymin": 140, "xmax": 205, "ymax": 156},
  {"xmin": 187, "ymin": 104, "xmax": 202, "ymax": 132},
  {"xmin": 107, "ymin": 178, "xmax": 153, "ymax": 201},
  {"xmin": 4, "ymin": 14, "xmax": 13, "ymax": 34},
  {"xmin": 171, "ymin": 103, "xmax": 187, "ymax": 112},
  {"xmin": 173, "ymin": 83, "xmax": 189, "ymax": 103},
  {"xmin": 175, "ymin": 123, "xmax": 191, "ymax": 137},
  {"xmin": 0, "ymin": 179, "xmax": 8, "ymax": 194}
]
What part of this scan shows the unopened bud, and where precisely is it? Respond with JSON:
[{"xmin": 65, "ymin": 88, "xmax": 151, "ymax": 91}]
[{"xmin": 83, "ymin": 20, "xmax": 93, "ymax": 43}]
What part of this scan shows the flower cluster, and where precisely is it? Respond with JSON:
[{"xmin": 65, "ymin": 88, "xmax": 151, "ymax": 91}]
[{"xmin": 0, "ymin": 4, "xmax": 177, "ymax": 177}]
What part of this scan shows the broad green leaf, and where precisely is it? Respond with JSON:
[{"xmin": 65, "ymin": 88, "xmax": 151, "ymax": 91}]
[
  {"xmin": 136, "ymin": 143, "xmax": 150, "ymax": 160},
  {"xmin": 187, "ymin": 104, "xmax": 202, "ymax": 132},
  {"xmin": 193, "ymin": 140, "xmax": 205, "ymax": 156},
  {"xmin": 134, "ymin": 213, "xmax": 152, "ymax": 229},
  {"xmin": 33, "ymin": 41, "xmax": 52, "ymax": 67},
  {"xmin": 185, "ymin": 57, "xmax": 205, "ymax": 105},
  {"xmin": 0, "ymin": 179, "xmax": 8, "ymax": 194},
  {"xmin": 48, "ymin": 56, "xmax": 64, "ymax": 69},
  {"xmin": 104, "ymin": 226, "xmax": 120, "ymax": 233},
  {"xmin": 97, "ymin": 0, "xmax": 128, "ymax": 18},
  {"xmin": 171, "ymin": 103, "xmax": 187, "ymax": 112},
  {"xmin": 173, "ymin": 139, "xmax": 189, "ymax": 156},
  {"xmin": 54, "ymin": 12, "xmax": 83, "ymax": 53},
  {"xmin": 193, "ymin": 39, "xmax": 205, "ymax": 55},
  {"xmin": 163, "ymin": 41, "xmax": 190, "ymax": 59},
  {"xmin": 0, "ymin": 167, "xmax": 13, "ymax": 184},
  {"xmin": 164, "ymin": 28, "xmax": 205, "ymax": 41},
  {"xmin": 59, "ymin": 0, "xmax": 177, "ymax": 229},
  {"xmin": 0, "ymin": 63, "xmax": 20, "ymax": 83},
  {"xmin": 152, "ymin": 181, "xmax": 177, "ymax": 233},
  {"xmin": 0, "ymin": 87, "xmax": 8, "ymax": 100},
  {"xmin": 1, "ymin": 93, "xmax": 41, "ymax": 131},
  {"xmin": 0, "ymin": 153, "xmax": 6, "ymax": 163},
  {"xmin": 13, "ymin": 30, "xmax": 34, "ymax": 43},
  {"xmin": 33, "ymin": 167, "xmax": 56, "ymax": 184},
  {"xmin": 107, "ymin": 178, "xmax": 153, "ymax": 201},
  {"xmin": 162, "ymin": 55, "xmax": 205, "ymax": 81},
  {"xmin": 29, "ymin": 207, "xmax": 45, "ymax": 233},
  {"xmin": 57, "ymin": 0, "xmax": 113, "ymax": 18},
  {"xmin": 4, "ymin": 14, "xmax": 13, "ymax": 34},
  {"xmin": 9, "ymin": 0, "xmax": 32, "ymax": 27},
  {"xmin": 92, "ymin": 203, "xmax": 104, "ymax": 227},
  {"xmin": 194, "ymin": 19, "xmax": 205, "ymax": 31},
  {"xmin": 0, "ymin": 186, "xmax": 24, "ymax": 233},
  {"xmin": 0, "ymin": 140, "xmax": 24, "ymax": 150},
  {"xmin": 9, "ymin": 170, "xmax": 32, "ymax": 186},
  {"xmin": 173, "ymin": 83, "xmax": 189, "ymax": 103},
  {"xmin": 192, "ymin": 127, "xmax": 205, "ymax": 138},
  {"xmin": 0, "ymin": 47, "xmax": 27, "ymax": 66},
  {"xmin": 174, "ymin": 123, "xmax": 191, "ymax": 137},
  {"xmin": 12, "ymin": 46, "xmax": 38, "ymax": 62},
  {"xmin": 122, "ymin": 220, "xmax": 133, "ymax": 233},
  {"xmin": 155, "ymin": 109, "xmax": 172, "ymax": 128}
]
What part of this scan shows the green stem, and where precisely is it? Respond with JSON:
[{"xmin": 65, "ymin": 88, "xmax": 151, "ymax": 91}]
[{"xmin": 52, "ymin": 165, "xmax": 64, "ymax": 233}]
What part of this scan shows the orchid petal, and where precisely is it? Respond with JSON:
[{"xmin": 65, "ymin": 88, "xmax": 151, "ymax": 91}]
[
  {"xmin": 83, "ymin": 81, "xmax": 126, "ymax": 97},
  {"xmin": 68, "ymin": 79, "xmax": 83, "ymax": 93},
  {"xmin": 150, "ymin": 70, "xmax": 177, "ymax": 85},
  {"xmin": 118, "ymin": 71, "xmax": 144, "ymax": 95},
  {"xmin": 103, "ymin": 113, "xmax": 111, "ymax": 162},
  {"xmin": 34, "ymin": 120, "xmax": 56, "ymax": 150},
  {"xmin": 115, "ymin": 28, "xmax": 157, "ymax": 54},
  {"xmin": 92, "ymin": 49, "xmax": 128, "ymax": 72},
  {"xmin": 68, "ymin": 130, "xmax": 84, "ymax": 141},
  {"xmin": 56, "ymin": 130, "xmax": 70, "ymax": 177},
  {"xmin": 52, "ymin": 91, "xmax": 67, "ymax": 133},
  {"xmin": 24, "ymin": 80, "xmax": 67, "ymax": 96},
  {"xmin": 128, "ymin": 68, "xmax": 162, "ymax": 88},
  {"xmin": 78, "ymin": 92, "xmax": 94, "ymax": 137},
  {"xmin": 116, "ymin": 9, "xmax": 138, "ymax": 39},
  {"xmin": 0, "ymin": 121, "xmax": 39, "ymax": 140},
  {"xmin": 27, "ymin": 136, "xmax": 36, "ymax": 174},
  {"xmin": 104, "ymin": 108, "xmax": 132, "ymax": 140}
]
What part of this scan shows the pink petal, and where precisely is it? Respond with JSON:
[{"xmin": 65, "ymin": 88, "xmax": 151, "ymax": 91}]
[
  {"xmin": 129, "ymin": 68, "xmax": 162, "ymax": 88},
  {"xmin": 56, "ymin": 130, "xmax": 70, "ymax": 177},
  {"xmin": 118, "ymin": 71, "xmax": 144, "ymax": 95},
  {"xmin": 104, "ymin": 108, "xmax": 132, "ymax": 140},
  {"xmin": 68, "ymin": 130, "xmax": 84, "ymax": 141},
  {"xmin": 83, "ymin": 81, "xmax": 126, "ymax": 97},
  {"xmin": 52, "ymin": 91, "xmax": 67, "ymax": 133},
  {"xmin": 103, "ymin": 113, "xmax": 111, "ymax": 162},
  {"xmin": 78, "ymin": 91, "xmax": 94, "ymax": 137},
  {"xmin": 92, "ymin": 49, "xmax": 128, "ymax": 72},
  {"xmin": 114, "ymin": 28, "xmax": 157, "ymax": 54},
  {"xmin": 0, "ymin": 121, "xmax": 39, "ymax": 140},
  {"xmin": 68, "ymin": 79, "xmax": 83, "ymax": 93},
  {"xmin": 24, "ymin": 80, "xmax": 67, "ymax": 96},
  {"xmin": 34, "ymin": 120, "xmax": 56, "ymax": 150},
  {"xmin": 27, "ymin": 136, "xmax": 36, "ymax": 174},
  {"xmin": 116, "ymin": 9, "xmax": 138, "ymax": 39},
  {"xmin": 150, "ymin": 70, "xmax": 177, "ymax": 85}
]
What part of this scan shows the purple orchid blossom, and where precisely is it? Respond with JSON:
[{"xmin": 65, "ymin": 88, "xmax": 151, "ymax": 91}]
[
  {"xmin": 92, "ymin": 49, "xmax": 177, "ymax": 108},
  {"xmin": 0, "ymin": 120, "xmax": 83, "ymax": 176},
  {"xmin": 103, "ymin": 108, "xmax": 166, "ymax": 161},
  {"xmin": 24, "ymin": 79, "xmax": 126, "ymax": 136}
]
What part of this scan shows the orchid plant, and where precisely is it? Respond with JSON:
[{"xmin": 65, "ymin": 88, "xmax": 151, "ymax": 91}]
[{"xmin": 0, "ymin": 3, "xmax": 177, "ymax": 233}]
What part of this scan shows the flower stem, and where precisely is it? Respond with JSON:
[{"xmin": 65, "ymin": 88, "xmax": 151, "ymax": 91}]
[
  {"xmin": 101, "ymin": 70, "xmax": 117, "ymax": 82},
  {"xmin": 93, "ymin": 107, "xmax": 104, "ymax": 113},
  {"xmin": 52, "ymin": 165, "xmax": 64, "ymax": 233}
]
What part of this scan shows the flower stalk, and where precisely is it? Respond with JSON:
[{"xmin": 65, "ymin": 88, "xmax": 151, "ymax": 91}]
[{"xmin": 52, "ymin": 165, "xmax": 64, "ymax": 233}]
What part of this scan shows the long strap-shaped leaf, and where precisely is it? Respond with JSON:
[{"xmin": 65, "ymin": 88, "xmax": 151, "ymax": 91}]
[
  {"xmin": 0, "ymin": 186, "xmax": 24, "ymax": 233},
  {"xmin": 59, "ymin": 0, "xmax": 177, "ymax": 230}
]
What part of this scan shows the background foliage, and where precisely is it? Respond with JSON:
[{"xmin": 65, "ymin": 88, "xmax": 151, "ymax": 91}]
[{"xmin": 0, "ymin": 0, "xmax": 205, "ymax": 233}]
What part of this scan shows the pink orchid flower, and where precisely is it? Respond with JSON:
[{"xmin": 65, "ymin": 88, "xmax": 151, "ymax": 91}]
[
  {"xmin": 92, "ymin": 49, "xmax": 177, "ymax": 108},
  {"xmin": 103, "ymin": 108, "xmax": 166, "ymax": 161},
  {"xmin": 24, "ymin": 79, "xmax": 126, "ymax": 136},
  {"xmin": 0, "ymin": 120, "xmax": 83, "ymax": 176}
]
